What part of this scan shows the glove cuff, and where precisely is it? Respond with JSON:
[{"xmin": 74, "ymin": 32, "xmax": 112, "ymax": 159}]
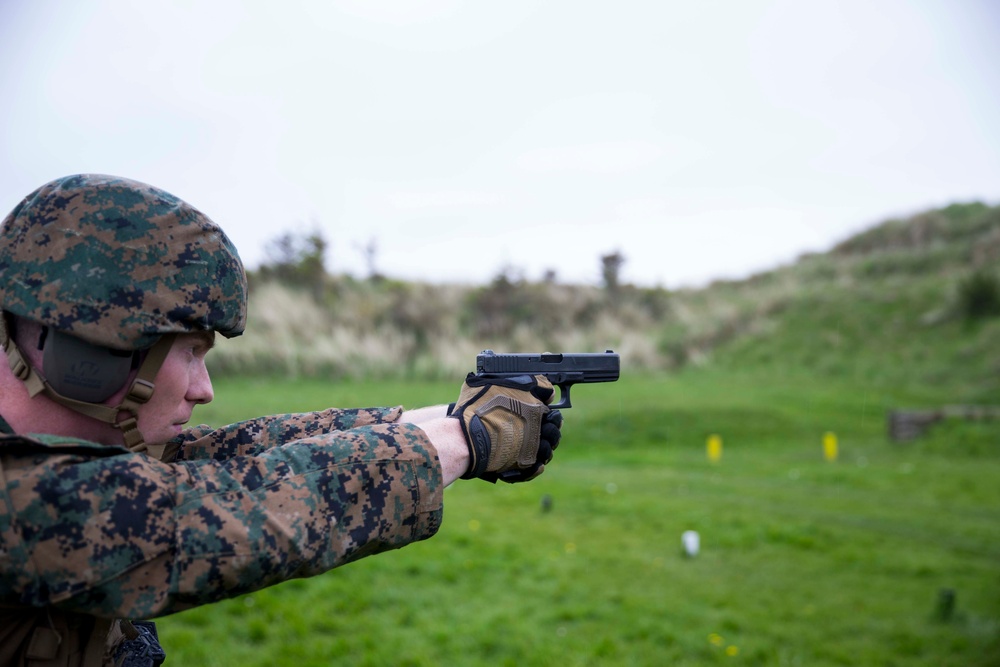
[{"xmin": 454, "ymin": 413, "xmax": 491, "ymax": 480}]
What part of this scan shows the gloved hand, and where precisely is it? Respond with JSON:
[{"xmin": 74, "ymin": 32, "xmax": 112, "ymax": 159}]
[
  {"xmin": 493, "ymin": 409, "xmax": 563, "ymax": 483},
  {"xmin": 448, "ymin": 374, "xmax": 563, "ymax": 483}
]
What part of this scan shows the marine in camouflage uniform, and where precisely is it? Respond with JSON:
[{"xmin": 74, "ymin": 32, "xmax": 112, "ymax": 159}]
[{"xmin": 0, "ymin": 175, "xmax": 560, "ymax": 666}]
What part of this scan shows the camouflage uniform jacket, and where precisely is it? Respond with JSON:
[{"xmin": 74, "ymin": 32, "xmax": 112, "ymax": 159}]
[{"xmin": 0, "ymin": 406, "xmax": 445, "ymax": 664}]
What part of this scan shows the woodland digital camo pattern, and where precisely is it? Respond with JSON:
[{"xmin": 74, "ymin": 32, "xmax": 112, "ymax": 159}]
[
  {"xmin": 0, "ymin": 173, "xmax": 247, "ymax": 350},
  {"xmin": 0, "ymin": 406, "xmax": 444, "ymax": 619}
]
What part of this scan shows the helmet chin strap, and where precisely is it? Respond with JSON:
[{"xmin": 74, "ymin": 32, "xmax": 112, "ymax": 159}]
[{"xmin": 2, "ymin": 330, "xmax": 176, "ymax": 454}]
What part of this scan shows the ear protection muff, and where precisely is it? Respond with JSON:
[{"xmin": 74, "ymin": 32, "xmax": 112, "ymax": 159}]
[
  {"xmin": 3, "ymin": 315, "xmax": 176, "ymax": 452},
  {"xmin": 41, "ymin": 328, "xmax": 136, "ymax": 403}
]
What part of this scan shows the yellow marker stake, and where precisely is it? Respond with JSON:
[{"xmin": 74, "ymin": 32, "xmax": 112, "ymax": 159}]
[
  {"xmin": 823, "ymin": 431, "xmax": 838, "ymax": 462},
  {"xmin": 707, "ymin": 434, "xmax": 723, "ymax": 463}
]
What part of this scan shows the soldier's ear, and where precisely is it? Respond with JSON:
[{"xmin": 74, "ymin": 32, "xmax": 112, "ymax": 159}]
[{"xmin": 41, "ymin": 328, "xmax": 135, "ymax": 403}]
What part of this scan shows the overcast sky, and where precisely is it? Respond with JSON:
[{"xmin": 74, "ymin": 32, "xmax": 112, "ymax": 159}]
[{"xmin": 1, "ymin": 1, "xmax": 998, "ymax": 288}]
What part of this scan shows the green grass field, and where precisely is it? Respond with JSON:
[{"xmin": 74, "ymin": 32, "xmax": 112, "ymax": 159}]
[{"xmin": 156, "ymin": 371, "xmax": 1000, "ymax": 666}]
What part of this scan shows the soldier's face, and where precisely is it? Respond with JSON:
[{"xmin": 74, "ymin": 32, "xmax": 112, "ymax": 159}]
[{"xmin": 136, "ymin": 332, "xmax": 216, "ymax": 445}]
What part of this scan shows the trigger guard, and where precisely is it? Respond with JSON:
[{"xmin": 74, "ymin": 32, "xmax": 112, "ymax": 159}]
[{"xmin": 550, "ymin": 384, "xmax": 572, "ymax": 409}]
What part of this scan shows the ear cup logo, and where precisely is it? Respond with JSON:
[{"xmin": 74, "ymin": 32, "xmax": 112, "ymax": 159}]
[{"xmin": 65, "ymin": 361, "xmax": 102, "ymax": 389}]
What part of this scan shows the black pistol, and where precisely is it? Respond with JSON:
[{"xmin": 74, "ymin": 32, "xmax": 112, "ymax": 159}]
[{"xmin": 475, "ymin": 350, "xmax": 620, "ymax": 409}]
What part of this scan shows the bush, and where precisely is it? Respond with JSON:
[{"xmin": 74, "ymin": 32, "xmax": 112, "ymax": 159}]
[{"xmin": 957, "ymin": 269, "xmax": 1000, "ymax": 320}]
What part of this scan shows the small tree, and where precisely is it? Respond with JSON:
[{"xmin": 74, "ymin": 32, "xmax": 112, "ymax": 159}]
[
  {"xmin": 258, "ymin": 229, "xmax": 329, "ymax": 296},
  {"xmin": 464, "ymin": 266, "xmax": 525, "ymax": 339}
]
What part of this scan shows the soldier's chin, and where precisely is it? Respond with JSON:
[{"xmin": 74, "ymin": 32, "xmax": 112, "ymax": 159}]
[{"xmin": 141, "ymin": 424, "xmax": 182, "ymax": 445}]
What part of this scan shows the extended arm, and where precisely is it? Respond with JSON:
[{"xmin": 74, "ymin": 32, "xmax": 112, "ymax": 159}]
[{"xmin": 1, "ymin": 423, "xmax": 445, "ymax": 619}]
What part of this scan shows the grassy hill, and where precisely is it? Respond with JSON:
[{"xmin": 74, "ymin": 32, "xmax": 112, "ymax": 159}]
[{"xmin": 661, "ymin": 202, "xmax": 999, "ymax": 399}]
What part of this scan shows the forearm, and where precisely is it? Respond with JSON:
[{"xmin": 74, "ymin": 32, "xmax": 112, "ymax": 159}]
[
  {"xmin": 398, "ymin": 406, "xmax": 468, "ymax": 486},
  {"xmin": 161, "ymin": 423, "xmax": 446, "ymax": 615},
  {"xmin": 411, "ymin": 417, "xmax": 468, "ymax": 486},
  {"xmin": 398, "ymin": 405, "xmax": 448, "ymax": 424}
]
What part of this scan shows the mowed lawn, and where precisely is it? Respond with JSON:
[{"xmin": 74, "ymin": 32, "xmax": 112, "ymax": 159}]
[{"xmin": 157, "ymin": 372, "xmax": 1000, "ymax": 666}]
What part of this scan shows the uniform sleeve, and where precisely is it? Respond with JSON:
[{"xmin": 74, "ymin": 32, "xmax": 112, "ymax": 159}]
[
  {"xmin": 173, "ymin": 406, "xmax": 405, "ymax": 460},
  {"xmin": 0, "ymin": 422, "xmax": 443, "ymax": 619}
]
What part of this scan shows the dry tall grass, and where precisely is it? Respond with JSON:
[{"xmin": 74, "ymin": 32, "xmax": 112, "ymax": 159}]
[{"xmin": 208, "ymin": 278, "xmax": 674, "ymax": 379}]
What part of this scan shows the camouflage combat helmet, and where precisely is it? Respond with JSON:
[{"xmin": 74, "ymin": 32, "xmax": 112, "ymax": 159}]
[
  {"xmin": 0, "ymin": 173, "xmax": 246, "ymax": 349},
  {"xmin": 0, "ymin": 174, "xmax": 248, "ymax": 452}
]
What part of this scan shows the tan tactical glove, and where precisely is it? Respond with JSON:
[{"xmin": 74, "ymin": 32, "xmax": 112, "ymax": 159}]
[{"xmin": 448, "ymin": 374, "xmax": 563, "ymax": 483}]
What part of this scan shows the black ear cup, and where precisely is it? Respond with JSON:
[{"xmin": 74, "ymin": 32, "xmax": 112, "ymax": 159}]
[{"xmin": 42, "ymin": 329, "xmax": 134, "ymax": 402}]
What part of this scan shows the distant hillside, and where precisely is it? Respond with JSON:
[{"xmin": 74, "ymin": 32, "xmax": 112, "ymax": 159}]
[
  {"xmin": 210, "ymin": 202, "xmax": 1000, "ymax": 401},
  {"xmin": 663, "ymin": 201, "xmax": 1000, "ymax": 400},
  {"xmin": 831, "ymin": 202, "xmax": 999, "ymax": 264}
]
